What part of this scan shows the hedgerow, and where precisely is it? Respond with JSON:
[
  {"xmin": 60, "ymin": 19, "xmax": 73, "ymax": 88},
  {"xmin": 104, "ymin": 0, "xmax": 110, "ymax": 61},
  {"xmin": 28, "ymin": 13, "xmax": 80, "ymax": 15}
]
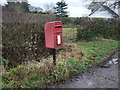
[{"xmin": 2, "ymin": 11, "xmax": 56, "ymax": 68}]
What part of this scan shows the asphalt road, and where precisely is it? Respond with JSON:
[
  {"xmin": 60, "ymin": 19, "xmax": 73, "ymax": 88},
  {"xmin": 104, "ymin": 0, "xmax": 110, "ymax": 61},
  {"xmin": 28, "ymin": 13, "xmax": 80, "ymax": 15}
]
[{"xmin": 48, "ymin": 52, "xmax": 119, "ymax": 88}]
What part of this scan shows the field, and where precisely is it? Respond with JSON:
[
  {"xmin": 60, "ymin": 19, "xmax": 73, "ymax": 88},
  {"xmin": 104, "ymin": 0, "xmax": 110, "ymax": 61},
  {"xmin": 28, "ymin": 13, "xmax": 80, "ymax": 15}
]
[
  {"xmin": 1, "ymin": 28, "xmax": 118, "ymax": 88},
  {"xmin": 63, "ymin": 28, "xmax": 77, "ymax": 42}
]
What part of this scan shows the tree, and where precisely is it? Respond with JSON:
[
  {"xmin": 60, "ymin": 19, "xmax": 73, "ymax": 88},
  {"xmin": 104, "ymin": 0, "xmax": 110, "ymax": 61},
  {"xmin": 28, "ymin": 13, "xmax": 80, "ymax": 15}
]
[
  {"xmin": 21, "ymin": 1, "xmax": 29, "ymax": 12},
  {"xmin": 5, "ymin": 0, "xmax": 29, "ymax": 12},
  {"xmin": 43, "ymin": 3, "xmax": 54, "ymax": 14},
  {"xmin": 88, "ymin": 1, "xmax": 120, "ymax": 18},
  {"xmin": 54, "ymin": 0, "xmax": 68, "ymax": 17}
]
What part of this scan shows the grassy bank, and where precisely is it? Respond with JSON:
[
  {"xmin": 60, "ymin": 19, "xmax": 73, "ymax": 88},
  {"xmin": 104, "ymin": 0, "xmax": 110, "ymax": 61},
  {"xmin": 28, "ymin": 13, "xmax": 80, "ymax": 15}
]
[
  {"xmin": 2, "ymin": 40, "xmax": 118, "ymax": 88},
  {"xmin": 1, "ymin": 28, "xmax": 118, "ymax": 88}
]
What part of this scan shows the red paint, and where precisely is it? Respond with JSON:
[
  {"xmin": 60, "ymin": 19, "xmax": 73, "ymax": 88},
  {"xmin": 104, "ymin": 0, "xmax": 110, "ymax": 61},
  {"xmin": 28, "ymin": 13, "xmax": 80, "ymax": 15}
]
[{"xmin": 44, "ymin": 21, "xmax": 63, "ymax": 49}]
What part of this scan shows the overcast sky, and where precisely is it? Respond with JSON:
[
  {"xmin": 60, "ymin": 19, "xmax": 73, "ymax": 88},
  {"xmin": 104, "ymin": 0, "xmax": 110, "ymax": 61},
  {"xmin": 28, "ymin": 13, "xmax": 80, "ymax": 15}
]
[
  {"xmin": 0, "ymin": 0, "xmax": 112, "ymax": 18},
  {"xmin": 28, "ymin": 0, "xmax": 92, "ymax": 17}
]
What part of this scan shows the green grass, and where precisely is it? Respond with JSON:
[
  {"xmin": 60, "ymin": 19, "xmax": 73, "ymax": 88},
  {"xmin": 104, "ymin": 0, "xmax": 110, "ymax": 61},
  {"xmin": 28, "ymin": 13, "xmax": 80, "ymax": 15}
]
[
  {"xmin": 1, "ymin": 28, "xmax": 118, "ymax": 88},
  {"xmin": 63, "ymin": 28, "xmax": 77, "ymax": 42},
  {"xmin": 77, "ymin": 41, "xmax": 118, "ymax": 65},
  {"xmin": 0, "ymin": 75, "xmax": 2, "ymax": 89}
]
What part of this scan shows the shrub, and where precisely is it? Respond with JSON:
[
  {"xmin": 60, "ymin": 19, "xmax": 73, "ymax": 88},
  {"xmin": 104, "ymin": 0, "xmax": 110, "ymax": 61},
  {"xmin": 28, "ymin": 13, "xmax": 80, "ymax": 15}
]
[
  {"xmin": 2, "ymin": 11, "xmax": 56, "ymax": 68},
  {"xmin": 77, "ymin": 17, "xmax": 119, "ymax": 41}
]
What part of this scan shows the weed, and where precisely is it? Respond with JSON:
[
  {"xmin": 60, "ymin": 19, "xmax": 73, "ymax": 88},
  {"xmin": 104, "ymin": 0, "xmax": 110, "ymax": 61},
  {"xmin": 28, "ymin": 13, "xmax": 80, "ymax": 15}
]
[{"xmin": 2, "ymin": 58, "xmax": 9, "ymax": 68}]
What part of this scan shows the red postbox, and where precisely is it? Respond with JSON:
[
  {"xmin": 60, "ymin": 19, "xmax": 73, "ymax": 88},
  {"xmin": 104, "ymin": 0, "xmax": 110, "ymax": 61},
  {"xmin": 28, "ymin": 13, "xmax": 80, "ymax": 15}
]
[{"xmin": 44, "ymin": 21, "xmax": 63, "ymax": 49}]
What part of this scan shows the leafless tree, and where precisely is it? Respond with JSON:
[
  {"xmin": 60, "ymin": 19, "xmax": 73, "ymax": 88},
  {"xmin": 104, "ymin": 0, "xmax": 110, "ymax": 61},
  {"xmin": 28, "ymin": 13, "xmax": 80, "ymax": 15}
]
[
  {"xmin": 43, "ymin": 3, "xmax": 55, "ymax": 14},
  {"xmin": 88, "ymin": 1, "xmax": 120, "ymax": 18}
]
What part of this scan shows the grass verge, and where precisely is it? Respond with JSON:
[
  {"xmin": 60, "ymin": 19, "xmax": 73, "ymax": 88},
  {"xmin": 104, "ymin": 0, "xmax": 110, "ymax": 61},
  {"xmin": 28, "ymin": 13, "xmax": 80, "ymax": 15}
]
[{"xmin": 1, "ymin": 38, "xmax": 118, "ymax": 88}]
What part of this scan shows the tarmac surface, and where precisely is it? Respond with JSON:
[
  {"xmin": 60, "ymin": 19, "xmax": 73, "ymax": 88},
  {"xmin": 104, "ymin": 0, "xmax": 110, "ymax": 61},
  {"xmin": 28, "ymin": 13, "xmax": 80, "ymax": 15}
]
[{"xmin": 48, "ymin": 52, "xmax": 119, "ymax": 88}]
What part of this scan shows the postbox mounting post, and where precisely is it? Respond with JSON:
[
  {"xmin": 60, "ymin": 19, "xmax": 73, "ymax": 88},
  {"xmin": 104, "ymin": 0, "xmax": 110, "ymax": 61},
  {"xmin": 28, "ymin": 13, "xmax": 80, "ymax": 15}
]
[
  {"xmin": 44, "ymin": 21, "xmax": 63, "ymax": 66},
  {"xmin": 53, "ymin": 49, "xmax": 56, "ymax": 65}
]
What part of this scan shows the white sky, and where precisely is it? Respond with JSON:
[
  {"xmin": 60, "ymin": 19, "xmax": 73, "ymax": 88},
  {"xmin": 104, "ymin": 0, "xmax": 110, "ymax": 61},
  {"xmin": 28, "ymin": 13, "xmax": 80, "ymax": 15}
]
[
  {"xmin": 28, "ymin": 0, "xmax": 92, "ymax": 17},
  {"xmin": 0, "ymin": 0, "xmax": 112, "ymax": 18}
]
